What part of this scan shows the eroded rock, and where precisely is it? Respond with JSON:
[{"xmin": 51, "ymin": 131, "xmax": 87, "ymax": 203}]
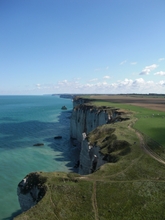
[
  {"xmin": 17, "ymin": 172, "xmax": 47, "ymax": 212},
  {"xmin": 33, "ymin": 143, "xmax": 44, "ymax": 146}
]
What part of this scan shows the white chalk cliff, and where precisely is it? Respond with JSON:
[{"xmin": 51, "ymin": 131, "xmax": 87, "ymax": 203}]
[
  {"xmin": 78, "ymin": 137, "xmax": 107, "ymax": 175},
  {"xmin": 70, "ymin": 98, "xmax": 118, "ymax": 175}
]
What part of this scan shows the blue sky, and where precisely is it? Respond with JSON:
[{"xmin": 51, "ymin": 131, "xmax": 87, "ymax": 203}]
[{"xmin": 0, "ymin": 0, "xmax": 165, "ymax": 95}]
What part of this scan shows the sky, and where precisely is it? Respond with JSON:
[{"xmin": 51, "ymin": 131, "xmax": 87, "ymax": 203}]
[{"xmin": 0, "ymin": 0, "xmax": 165, "ymax": 95}]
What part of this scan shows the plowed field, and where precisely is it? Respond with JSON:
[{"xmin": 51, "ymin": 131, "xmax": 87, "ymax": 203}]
[{"xmin": 89, "ymin": 95, "xmax": 165, "ymax": 112}]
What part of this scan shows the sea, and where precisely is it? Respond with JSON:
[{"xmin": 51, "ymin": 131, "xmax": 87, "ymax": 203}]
[{"xmin": 0, "ymin": 95, "xmax": 79, "ymax": 220}]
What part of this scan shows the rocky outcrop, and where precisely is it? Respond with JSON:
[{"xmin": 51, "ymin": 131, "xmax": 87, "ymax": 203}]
[
  {"xmin": 61, "ymin": 105, "xmax": 67, "ymax": 110},
  {"xmin": 54, "ymin": 135, "xmax": 62, "ymax": 139},
  {"xmin": 17, "ymin": 172, "xmax": 46, "ymax": 212},
  {"xmin": 33, "ymin": 143, "xmax": 44, "ymax": 146}
]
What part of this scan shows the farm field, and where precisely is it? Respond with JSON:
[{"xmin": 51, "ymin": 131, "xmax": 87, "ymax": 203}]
[{"xmin": 88, "ymin": 94, "xmax": 165, "ymax": 112}]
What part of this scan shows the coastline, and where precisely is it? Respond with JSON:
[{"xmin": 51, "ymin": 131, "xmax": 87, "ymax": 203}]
[
  {"xmin": 0, "ymin": 96, "xmax": 78, "ymax": 220},
  {"xmin": 14, "ymin": 95, "xmax": 165, "ymax": 220}
]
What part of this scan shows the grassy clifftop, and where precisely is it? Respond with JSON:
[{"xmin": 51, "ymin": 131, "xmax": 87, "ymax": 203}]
[{"xmin": 15, "ymin": 96, "xmax": 165, "ymax": 220}]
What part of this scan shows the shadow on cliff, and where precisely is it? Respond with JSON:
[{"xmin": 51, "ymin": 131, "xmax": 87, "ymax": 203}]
[
  {"xmin": 2, "ymin": 209, "xmax": 22, "ymax": 220},
  {"xmin": 43, "ymin": 110, "xmax": 81, "ymax": 172}
]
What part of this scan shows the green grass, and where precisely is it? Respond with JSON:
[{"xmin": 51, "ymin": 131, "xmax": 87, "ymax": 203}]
[{"xmin": 97, "ymin": 181, "xmax": 165, "ymax": 220}]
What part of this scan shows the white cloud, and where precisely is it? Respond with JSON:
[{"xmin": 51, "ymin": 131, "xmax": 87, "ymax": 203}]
[
  {"xmin": 36, "ymin": 83, "xmax": 41, "ymax": 89},
  {"xmin": 159, "ymin": 81, "xmax": 165, "ymax": 86},
  {"xmin": 103, "ymin": 75, "xmax": 110, "ymax": 79},
  {"xmin": 139, "ymin": 64, "xmax": 158, "ymax": 75},
  {"xmin": 118, "ymin": 78, "xmax": 133, "ymax": 87},
  {"xmin": 120, "ymin": 60, "xmax": 127, "ymax": 65},
  {"xmin": 154, "ymin": 71, "xmax": 165, "ymax": 76},
  {"xmin": 58, "ymin": 79, "xmax": 70, "ymax": 85},
  {"xmin": 158, "ymin": 58, "xmax": 165, "ymax": 62},
  {"xmin": 95, "ymin": 66, "xmax": 109, "ymax": 71},
  {"xmin": 89, "ymin": 78, "xmax": 98, "ymax": 82},
  {"xmin": 130, "ymin": 62, "xmax": 137, "ymax": 65},
  {"xmin": 94, "ymin": 68, "xmax": 101, "ymax": 72},
  {"xmin": 133, "ymin": 78, "xmax": 145, "ymax": 84},
  {"xmin": 26, "ymin": 77, "xmax": 165, "ymax": 95}
]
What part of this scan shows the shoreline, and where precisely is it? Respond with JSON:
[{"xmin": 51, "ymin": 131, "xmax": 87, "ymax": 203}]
[{"xmin": 0, "ymin": 96, "xmax": 75, "ymax": 220}]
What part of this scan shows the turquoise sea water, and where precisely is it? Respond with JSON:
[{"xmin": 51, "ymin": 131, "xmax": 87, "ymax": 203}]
[{"xmin": 0, "ymin": 95, "xmax": 78, "ymax": 220}]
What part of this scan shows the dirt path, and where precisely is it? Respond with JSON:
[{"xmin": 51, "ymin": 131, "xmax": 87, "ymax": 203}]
[
  {"xmin": 136, "ymin": 131, "xmax": 165, "ymax": 165},
  {"xmin": 129, "ymin": 122, "xmax": 165, "ymax": 165},
  {"xmin": 92, "ymin": 181, "xmax": 99, "ymax": 220}
]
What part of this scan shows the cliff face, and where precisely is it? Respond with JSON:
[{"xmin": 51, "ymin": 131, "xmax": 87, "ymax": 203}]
[
  {"xmin": 70, "ymin": 103, "xmax": 116, "ymax": 142},
  {"xmin": 78, "ymin": 137, "xmax": 107, "ymax": 175},
  {"xmin": 17, "ymin": 172, "xmax": 46, "ymax": 212},
  {"xmin": 70, "ymin": 98, "xmax": 118, "ymax": 175}
]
